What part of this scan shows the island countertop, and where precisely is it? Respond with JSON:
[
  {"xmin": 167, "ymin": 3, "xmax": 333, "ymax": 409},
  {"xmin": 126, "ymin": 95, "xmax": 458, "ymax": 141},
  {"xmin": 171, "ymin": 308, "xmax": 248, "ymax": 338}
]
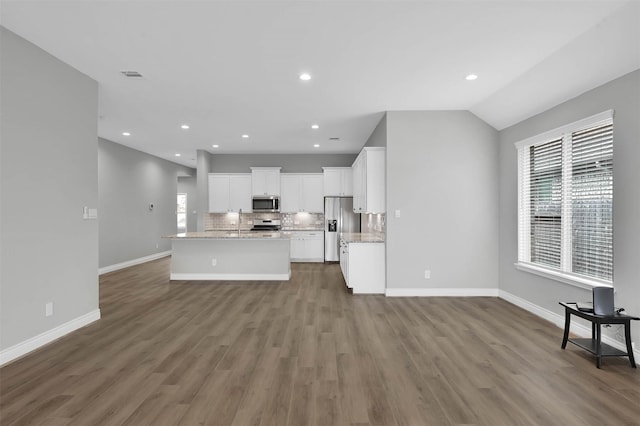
[
  {"xmin": 340, "ymin": 232, "xmax": 385, "ymax": 243},
  {"xmin": 165, "ymin": 231, "xmax": 289, "ymax": 240}
]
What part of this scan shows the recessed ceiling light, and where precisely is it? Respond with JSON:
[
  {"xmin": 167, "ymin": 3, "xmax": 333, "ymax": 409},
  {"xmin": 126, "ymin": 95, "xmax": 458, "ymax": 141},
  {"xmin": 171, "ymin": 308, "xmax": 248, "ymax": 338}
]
[
  {"xmin": 313, "ymin": 144, "xmax": 320, "ymax": 148},
  {"xmin": 212, "ymin": 144, "xmax": 219, "ymax": 148},
  {"xmin": 122, "ymin": 132, "xmax": 131, "ymax": 136},
  {"xmin": 299, "ymin": 73, "xmax": 311, "ymax": 81},
  {"xmin": 181, "ymin": 124, "xmax": 190, "ymax": 129},
  {"xmin": 241, "ymin": 134, "xmax": 249, "ymax": 139},
  {"xmin": 175, "ymin": 153, "xmax": 181, "ymax": 157},
  {"xmin": 311, "ymin": 124, "xmax": 319, "ymax": 129},
  {"xmin": 465, "ymin": 74, "xmax": 478, "ymax": 81}
]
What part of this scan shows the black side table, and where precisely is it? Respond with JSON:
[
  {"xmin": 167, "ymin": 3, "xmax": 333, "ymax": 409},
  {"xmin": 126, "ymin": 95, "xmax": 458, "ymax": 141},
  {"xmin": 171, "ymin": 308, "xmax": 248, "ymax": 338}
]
[{"xmin": 559, "ymin": 302, "xmax": 639, "ymax": 368}]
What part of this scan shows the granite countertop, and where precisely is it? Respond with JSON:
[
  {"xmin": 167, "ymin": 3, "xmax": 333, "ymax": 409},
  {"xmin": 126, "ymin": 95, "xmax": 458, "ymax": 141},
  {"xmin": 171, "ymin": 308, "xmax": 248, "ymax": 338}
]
[
  {"xmin": 165, "ymin": 231, "xmax": 289, "ymax": 240},
  {"xmin": 340, "ymin": 232, "xmax": 385, "ymax": 243}
]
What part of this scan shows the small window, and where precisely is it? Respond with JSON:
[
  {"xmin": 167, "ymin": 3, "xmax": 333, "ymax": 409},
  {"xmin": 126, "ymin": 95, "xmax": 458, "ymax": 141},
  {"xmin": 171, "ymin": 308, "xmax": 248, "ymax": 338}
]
[{"xmin": 515, "ymin": 110, "xmax": 613, "ymax": 286}]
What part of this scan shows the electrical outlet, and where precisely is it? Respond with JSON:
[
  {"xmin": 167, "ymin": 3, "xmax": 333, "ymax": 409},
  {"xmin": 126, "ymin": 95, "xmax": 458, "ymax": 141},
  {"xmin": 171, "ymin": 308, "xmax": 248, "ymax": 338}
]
[
  {"xmin": 424, "ymin": 269, "xmax": 431, "ymax": 279},
  {"xmin": 211, "ymin": 258, "xmax": 217, "ymax": 267},
  {"xmin": 45, "ymin": 302, "xmax": 54, "ymax": 317},
  {"xmin": 156, "ymin": 242, "xmax": 159, "ymax": 249}
]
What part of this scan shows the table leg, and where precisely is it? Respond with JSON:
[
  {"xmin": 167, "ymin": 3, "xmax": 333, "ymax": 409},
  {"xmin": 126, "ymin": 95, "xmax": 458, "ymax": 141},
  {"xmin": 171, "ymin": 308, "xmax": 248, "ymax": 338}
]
[
  {"xmin": 595, "ymin": 322, "xmax": 602, "ymax": 368},
  {"xmin": 561, "ymin": 309, "xmax": 571, "ymax": 349},
  {"xmin": 624, "ymin": 321, "xmax": 636, "ymax": 368}
]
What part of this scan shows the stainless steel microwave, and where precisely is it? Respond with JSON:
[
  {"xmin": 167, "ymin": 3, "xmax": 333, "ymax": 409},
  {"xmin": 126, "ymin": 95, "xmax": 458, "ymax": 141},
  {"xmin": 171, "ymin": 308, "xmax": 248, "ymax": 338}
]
[{"xmin": 252, "ymin": 196, "xmax": 280, "ymax": 212}]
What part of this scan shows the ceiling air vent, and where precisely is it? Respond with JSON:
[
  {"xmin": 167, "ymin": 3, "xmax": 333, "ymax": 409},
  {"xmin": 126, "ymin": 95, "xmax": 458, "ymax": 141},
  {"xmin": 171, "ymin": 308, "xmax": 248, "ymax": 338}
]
[
  {"xmin": 329, "ymin": 137, "xmax": 340, "ymax": 141},
  {"xmin": 121, "ymin": 70, "xmax": 143, "ymax": 78}
]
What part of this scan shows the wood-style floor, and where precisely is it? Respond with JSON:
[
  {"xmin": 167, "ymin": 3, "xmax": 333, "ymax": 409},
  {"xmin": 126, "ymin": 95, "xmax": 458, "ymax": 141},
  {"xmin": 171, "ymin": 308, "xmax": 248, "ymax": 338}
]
[{"xmin": 1, "ymin": 258, "xmax": 639, "ymax": 426}]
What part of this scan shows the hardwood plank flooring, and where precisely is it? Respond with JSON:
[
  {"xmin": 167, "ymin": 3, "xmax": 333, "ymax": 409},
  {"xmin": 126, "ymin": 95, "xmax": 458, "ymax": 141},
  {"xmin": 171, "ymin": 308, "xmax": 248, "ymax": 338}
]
[{"xmin": 1, "ymin": 258, "xmax": 639, "ymax": 425}]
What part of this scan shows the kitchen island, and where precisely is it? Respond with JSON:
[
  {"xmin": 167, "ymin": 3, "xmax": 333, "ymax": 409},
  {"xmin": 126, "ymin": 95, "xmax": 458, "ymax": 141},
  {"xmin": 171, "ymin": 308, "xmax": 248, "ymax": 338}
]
[
  {"xmin": 339, "ymin": 232, "xmax": 385, "ymax": 294},
  {"xmin": 166, "ymin": 231, "xmax": 290, "ymax": 281}
]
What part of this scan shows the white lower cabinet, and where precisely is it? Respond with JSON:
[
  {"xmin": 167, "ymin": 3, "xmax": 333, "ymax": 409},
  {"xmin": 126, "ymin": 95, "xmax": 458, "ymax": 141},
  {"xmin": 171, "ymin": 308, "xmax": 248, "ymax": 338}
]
[
  {"xmin": 339, "ymin": 240, "xmax": 385, "ymax": 294},
  {"xmin": 289, "ymin": 231, "xmax": 324, "ymax": 262}
]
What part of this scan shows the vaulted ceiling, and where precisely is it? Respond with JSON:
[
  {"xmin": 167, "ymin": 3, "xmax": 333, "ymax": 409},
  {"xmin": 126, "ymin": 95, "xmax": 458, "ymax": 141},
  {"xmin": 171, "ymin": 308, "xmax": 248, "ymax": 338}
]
[{"xmin": 2, "ymin": 1, "xmax": 638, "ymax": 167}]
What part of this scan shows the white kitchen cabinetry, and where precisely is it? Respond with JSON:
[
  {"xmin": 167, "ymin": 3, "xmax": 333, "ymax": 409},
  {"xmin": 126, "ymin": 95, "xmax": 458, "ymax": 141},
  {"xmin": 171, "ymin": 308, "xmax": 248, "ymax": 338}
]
[
  {"xmin": 208, "ymin": 174, "xmax": 251, "ymax": 213},
  {"xmin": 339, "ymin": 240, "xmax": 385, "ymax": 294},
  {"xmin": 322, "ymin": 167, "xmax": 353, "ymax": 196},
  {"xmin": 352, "ymin": 147, "xmax": 385, "ymax": 213},
  {"xmin": 251, "ymin": 167, "xmax": 281, "ymax": 196},
  {"xmin": 280, "ymin": 173, "xmax": 323, "ymax": 213},
  {"xmin": 289, "ymin": 231, "xmax": 324, "ymax": 262}
]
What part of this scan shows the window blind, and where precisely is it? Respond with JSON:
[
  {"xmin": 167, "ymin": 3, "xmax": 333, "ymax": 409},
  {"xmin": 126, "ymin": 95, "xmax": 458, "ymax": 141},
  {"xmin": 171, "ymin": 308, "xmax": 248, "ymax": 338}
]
[
  {"xmin": 570, "ymin": 122, "xmax": 613, "ymax": 281},
  {"xmin": 515, "ymin": 110, "xmax": 614, "ymax": 285}
]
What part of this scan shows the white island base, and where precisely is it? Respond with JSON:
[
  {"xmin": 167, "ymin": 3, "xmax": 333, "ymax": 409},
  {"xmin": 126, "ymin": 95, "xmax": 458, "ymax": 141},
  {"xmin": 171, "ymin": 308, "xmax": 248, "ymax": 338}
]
[{"xmin": 168, "ymin": 233, "xmax": 291, "ymax": 281}]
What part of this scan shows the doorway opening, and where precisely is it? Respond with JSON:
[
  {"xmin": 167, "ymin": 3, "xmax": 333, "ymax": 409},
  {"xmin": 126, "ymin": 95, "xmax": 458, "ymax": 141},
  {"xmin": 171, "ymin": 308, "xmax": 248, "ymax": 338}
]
[{"xmin": 177, "ymin": 193, "xmax": 187, "ymax": 233}]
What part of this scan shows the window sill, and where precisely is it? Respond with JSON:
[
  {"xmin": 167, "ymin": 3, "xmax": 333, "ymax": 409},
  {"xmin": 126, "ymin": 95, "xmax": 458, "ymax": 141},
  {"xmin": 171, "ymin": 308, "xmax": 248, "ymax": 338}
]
[{"xmin": 514, "ymin": 262, "xmax": 612, "ymax": 290}]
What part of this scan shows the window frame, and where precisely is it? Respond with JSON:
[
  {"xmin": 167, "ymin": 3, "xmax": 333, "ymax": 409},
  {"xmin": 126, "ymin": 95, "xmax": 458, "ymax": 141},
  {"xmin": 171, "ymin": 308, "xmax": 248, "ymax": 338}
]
[{"xmin": 514, "ymin": 110, "xmax": 614, "ymax": 289}]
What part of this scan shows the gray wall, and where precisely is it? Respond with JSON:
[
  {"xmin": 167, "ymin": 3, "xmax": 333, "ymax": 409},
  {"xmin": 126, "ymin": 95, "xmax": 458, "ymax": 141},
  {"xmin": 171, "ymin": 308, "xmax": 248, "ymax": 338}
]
[
  {"xmin": 0, "ymin": 28, "xmax": 99, "ymax": 350},
  {"xmin": 386, "ymin": 111, "xmax": 499, "ymax": 290},
  {"xmin": 498, "ymin": 69, "xmax": 640, "ymax": 346},
  {"xmin": 98, "ymin": 138, "xmax": 194, "ymax": 268},
  {"xmin": 364, "ymin": 113, "xmax": 388, "ymax": 148},
  {"xmin": 196, "ymin": 149, "xmax": 213, "ymax": 231},
  {"xmin": 178, "ymin": 176, "xmax": 198, "ymax": 233},
  {"xmin": 209, "ymin": 153, "xmax": 357, "ymax": 173}
]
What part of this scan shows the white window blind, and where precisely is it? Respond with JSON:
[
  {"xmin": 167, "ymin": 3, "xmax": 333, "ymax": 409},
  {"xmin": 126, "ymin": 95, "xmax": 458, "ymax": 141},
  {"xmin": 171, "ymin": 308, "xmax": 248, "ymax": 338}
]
[{"xmin": 515, "ymin": 110, "xmax": 614, "ymax": 285}]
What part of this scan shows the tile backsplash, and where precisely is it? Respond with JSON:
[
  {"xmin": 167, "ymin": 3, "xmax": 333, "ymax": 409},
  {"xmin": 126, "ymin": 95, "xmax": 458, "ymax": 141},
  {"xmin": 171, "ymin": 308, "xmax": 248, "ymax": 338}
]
[
  {"xmin": 205, "ymin": 211, "xmax": 385, "ymax": 234},
  {"xmin": 362, "ymin": 213, "xmax": 386, "ymax": 234},
  {"xmin": 205, "ymin": 212, "xmax": 324, "ymax": 230}
]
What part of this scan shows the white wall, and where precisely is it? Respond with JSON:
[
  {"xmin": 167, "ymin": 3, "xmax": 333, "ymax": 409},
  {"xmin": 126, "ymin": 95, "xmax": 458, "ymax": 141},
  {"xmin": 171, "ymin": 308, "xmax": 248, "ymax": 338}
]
[
  {"xmin": 498, "ymin": 69, "xmax": 640, "ymax": 346},
  {"xmin": 385, "ymin": 111, "xmax": 499, "ymax": 293},
  {"xmin": 98, "ymin": 138, "xmax": 194, "ymax": 269},
  {"xmin": 0, "ymin": 28, "xmax": 99, "ymax": 358}
]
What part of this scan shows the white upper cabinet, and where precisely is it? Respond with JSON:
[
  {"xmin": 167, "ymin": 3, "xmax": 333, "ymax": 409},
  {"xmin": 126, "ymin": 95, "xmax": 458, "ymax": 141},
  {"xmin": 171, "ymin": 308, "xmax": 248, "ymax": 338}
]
[
  {"xmin": 280, "ymin": 173, "xmax": 324, "ymax": 213},
  {"xmin": 280, "ymin": 174, "xmax": 301, "ymax": 213},
  {"xmin": 208, "ymin": 174, "xmax": 252, "ymax": 213},
  {"xmin": 352, "ymin": 147, "xmax": 385, "ymax": 213},
  {"xmin": 251, "ymin": 167, "xmax": 281, "ymax": 196},
  {"xmin": 322, "ymin": 167, "xmax": 353, "ymax": 196},
  {"xmin": 301, "ymin": 174, "xmax": 324, "ymax": 212},
  {"xmin": 229, "ymin": 175, "xmax": 252, "ymax": 212}
]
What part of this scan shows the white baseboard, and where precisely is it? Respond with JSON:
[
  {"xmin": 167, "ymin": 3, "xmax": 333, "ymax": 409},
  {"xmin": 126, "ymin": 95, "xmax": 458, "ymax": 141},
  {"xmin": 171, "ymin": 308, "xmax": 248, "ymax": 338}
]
[
  {"xmin": 170, "ymin": 271, "xmax": 291, "ymax": 281},
  {"xmin": 499, "ymin": 289, "xmax": 640, "ymax": 361},
  {"xmin": 0, "ymin": 309, "xmax": 101, "ymax": 367},
  {"xmin": 99, "ymin": 251, "xmax": 171, "ymax": 275},
  {"xmin": 385, "ymin": 287, "xmax": 499, "ymax": 297}
]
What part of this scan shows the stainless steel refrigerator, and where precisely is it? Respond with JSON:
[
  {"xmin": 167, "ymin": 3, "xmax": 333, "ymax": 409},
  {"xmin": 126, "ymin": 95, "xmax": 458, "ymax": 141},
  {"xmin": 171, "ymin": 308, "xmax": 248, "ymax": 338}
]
[{"xmin": 325, "ymin": 197, "xmax": 361, "ymax": 262}]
